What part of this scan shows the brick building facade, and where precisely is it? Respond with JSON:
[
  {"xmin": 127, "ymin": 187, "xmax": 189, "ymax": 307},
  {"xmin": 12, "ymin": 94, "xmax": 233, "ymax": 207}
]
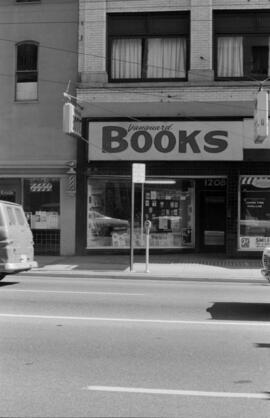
[{"xmin": 76, "ymin": 0, "xmax": 270, "ymax": 257}]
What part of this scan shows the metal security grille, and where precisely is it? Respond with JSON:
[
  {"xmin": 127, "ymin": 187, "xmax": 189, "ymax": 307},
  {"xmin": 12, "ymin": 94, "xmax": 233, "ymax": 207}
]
[{"xmin": 33, "ymin": 230, "xmax": 60, "ymax": 255}]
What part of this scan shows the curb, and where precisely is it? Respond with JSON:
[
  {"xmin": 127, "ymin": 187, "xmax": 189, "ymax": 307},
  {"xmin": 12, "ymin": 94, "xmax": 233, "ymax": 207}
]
[{"xmin": 22, "ymin": 269, "xmax": 266, "ymax": 284}]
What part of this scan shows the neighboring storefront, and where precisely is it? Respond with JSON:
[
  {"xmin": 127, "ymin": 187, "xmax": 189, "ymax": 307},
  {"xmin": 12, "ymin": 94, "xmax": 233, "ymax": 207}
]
[
  {"xmin": 239, "ymin": 176, "xmax": 270, "ymax": 252},
  {"xmin": 76, "ymin": 118, "xmax": 270, "ymax": 256},
  {"xmin": 0, "ymin": 173, "xmax": 76, "ymax": 255}
]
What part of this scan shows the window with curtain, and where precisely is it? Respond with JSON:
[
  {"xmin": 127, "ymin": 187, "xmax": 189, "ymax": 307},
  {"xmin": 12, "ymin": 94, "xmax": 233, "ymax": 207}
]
[
  {"xmin": 215, "ymin": 11, "xmax": 270, "ymax": 80},
  {"xmin": 108, "ymin": 13, "xmax": 189, "ymax": 81},
  {"xmin": 16, "ymin": 42, "xmax": 38, "ymax": 101},
  {"xmin": 217, "ymin": 37, "xmax": 243, "ymax": 77}
]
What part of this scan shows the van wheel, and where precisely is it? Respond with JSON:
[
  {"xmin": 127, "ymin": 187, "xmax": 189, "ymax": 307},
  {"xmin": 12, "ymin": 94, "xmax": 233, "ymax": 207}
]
[{"xmin": 0, "ymin": 273, "xmax": 6, "ymax": 281}]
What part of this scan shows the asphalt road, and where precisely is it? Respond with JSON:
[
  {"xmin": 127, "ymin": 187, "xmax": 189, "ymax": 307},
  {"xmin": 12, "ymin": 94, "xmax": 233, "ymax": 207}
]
[{"xmin": 0, "ymin": 273, "xmax": 270, "ymax": 418}]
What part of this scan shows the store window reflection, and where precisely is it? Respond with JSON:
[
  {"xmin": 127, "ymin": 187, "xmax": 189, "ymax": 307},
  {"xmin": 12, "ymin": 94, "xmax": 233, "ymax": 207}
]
[
  {"xmin": 87, "ymin": 178, "xmax": 195, "ymax": 249},
  {"xmin": 23, "ymin": 178, "xmax": 60, "ymax": 254}
]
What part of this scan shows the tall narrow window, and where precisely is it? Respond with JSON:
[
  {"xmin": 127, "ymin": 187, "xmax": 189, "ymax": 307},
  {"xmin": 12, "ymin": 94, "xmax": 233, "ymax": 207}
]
[{"xmin": 16, "ymin": 42, "xmax": 38, "ymax": 101}]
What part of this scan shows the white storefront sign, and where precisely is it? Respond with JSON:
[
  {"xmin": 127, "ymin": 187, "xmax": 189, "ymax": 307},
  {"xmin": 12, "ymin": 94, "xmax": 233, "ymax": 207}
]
[
  {"xmin": 240, "ymin": 236, "xmax": 270, "ymax": 251},
  {"xmin": 88, "ymin": 121, "xmax": 243, "ymax": 161}
]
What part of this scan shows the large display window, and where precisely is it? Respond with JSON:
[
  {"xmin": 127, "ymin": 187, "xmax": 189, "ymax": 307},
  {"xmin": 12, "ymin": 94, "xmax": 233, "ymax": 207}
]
[
  {"xmin": 87, "ymin": 177, "xmax": 195, "ymax": 249},
  {"xmin": 239, "ymin": 176, "xmax": 270, "ymax": 251}
]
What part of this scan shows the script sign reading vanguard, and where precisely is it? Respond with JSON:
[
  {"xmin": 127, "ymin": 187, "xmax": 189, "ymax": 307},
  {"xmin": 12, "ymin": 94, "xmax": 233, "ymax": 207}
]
[{"xmin": 88, "ymin": 121, "xmax": 243, "ymax": 161}]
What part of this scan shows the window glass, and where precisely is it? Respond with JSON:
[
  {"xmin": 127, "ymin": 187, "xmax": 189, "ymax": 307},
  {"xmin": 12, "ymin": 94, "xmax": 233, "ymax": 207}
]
[
  {"xmin": 111, "ymin": 37, "xmax": 186, "ymax": 80},
  {"xmin": 16, "ymin": 42, "xmax": 38, "ymax": 100},
  {"xmin": 215, "ymin": 12, "xmax": 270, "ymax": 80},
  {"xmin": 6, "ymin": 207, "xmax": 16, "ymax": 226},
  {"xmin": 23, "ymin": 178, "xmax": 60, "ymax": 230},
  {"xmin": 0, "ymin": 209, "xmax": 4, "ymax": 227},
  {"xmin": 87, "ymin": 178, "xmax": 195, "ymax": 249},
  {"xmin": 15, "ymin": 208, "xmax": 25, "ymax": 226},
  {"xmin": 239, "ymin": 176, "xmax": 270, "ymax": 251},
  {"xmin": 108, "ymin": 13, "xmax": 189, "ymax": 81}
]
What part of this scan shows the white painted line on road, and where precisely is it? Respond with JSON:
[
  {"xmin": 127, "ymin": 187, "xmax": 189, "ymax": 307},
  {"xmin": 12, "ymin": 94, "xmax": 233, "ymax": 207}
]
[
  {"xmin": 1, "ymin": 313, "xmax": 270, "ymax": 327},
  {"xmin": 84, "ymin": 385, "xmax": 269, "ymax": 400},
  {"xmin": 1, "ymin": 289, "xmax": 144, "ymax": 296}
]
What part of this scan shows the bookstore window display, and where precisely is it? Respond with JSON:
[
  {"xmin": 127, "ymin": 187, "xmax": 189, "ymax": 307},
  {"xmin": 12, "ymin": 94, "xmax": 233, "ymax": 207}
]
[{"xmin": 87, "ymin": 178, "xmax": 195, "ymax": 249}]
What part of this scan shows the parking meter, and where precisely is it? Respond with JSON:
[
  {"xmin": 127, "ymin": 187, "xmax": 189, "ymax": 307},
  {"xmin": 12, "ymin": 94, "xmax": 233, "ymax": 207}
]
[
  {"xmin": 144, "ymin": 220, "xmax": 151, "ymax": 272},
  {"xmin": 144, "ymin": 220, "xmax": 152, "ymax": 235}
]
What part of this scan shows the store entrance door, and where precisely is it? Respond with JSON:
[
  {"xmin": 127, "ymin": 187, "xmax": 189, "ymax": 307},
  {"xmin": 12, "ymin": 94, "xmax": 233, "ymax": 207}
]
[{"xmin": 199, "ymin": 190, "xmax": 226, "ymax": 252}]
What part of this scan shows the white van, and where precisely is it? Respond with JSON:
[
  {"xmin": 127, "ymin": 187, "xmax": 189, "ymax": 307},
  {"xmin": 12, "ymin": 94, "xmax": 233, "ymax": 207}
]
[{"xmin": 0, "ymin": 200, "xmax": 38, "ymax": 280}]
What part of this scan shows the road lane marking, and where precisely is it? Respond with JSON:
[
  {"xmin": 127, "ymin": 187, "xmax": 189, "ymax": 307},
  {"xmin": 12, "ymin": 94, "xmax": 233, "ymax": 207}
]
[
  {"xmin": 84, "ymin": 385, "xmax": 269, "ymax": 399},
  {"xmin": 0, "ymin": 289, "xmax": 144, "ymax": 296},
  {"xmin": 0, "ymin": 313, "xmax": 270, "ymax": 327}
]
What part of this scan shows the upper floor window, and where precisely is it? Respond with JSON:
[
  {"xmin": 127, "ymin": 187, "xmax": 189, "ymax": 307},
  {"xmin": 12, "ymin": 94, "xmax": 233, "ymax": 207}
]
[
  {"xmin": 16, "ymin": 42, "xmax": 38, "ymax": 101},
  {"xmin": 108, "ymin": 13, "xmax": 189, "ymax": 82},
  {"xmin": 214, "ymin": 11, "xmax": 270, "ymax": 80}
]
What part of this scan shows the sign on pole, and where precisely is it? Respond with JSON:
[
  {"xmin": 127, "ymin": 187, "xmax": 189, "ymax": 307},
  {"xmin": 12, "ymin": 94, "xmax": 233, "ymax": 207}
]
[
  {"xmin": 63, "ymin": 102, "xmax": 82, "ymax": 138},
  {"xmin": 132, "ymin": 163, "xmax": 145, "ymax": 183}
]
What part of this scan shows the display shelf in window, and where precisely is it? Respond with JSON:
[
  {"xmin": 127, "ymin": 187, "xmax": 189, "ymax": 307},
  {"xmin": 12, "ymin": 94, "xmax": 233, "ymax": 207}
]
[{"xmin": 30, "ymin": 211, "xmax": 59, "ymax": 229}]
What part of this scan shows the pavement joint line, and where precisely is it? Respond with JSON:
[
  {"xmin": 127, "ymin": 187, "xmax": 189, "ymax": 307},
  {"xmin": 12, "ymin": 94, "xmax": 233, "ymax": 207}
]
[
  {"xmin": 1, "ymin": 289, "xmax": 145, "ymax": 296},
  {"xmin": 84, "ymin": 385, "xmax": 269, "ymax": 400},
  {"xmin": 1, "ymin": 313, "xmax": 270, "ymax": 327}
]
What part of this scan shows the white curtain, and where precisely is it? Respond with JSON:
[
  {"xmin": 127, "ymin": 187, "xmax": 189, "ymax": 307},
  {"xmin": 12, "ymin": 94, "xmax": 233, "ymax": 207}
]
[
  {"xmin": 111, "ymin": 38, "xmax": 141, "ymax": 79},
  {"xmin": 217, "ymin": 36, "xmax": 243, "ymax": 77},
  {"xmin": 147, "ymin": 38, "xmax": 186, "ymax": 78}
]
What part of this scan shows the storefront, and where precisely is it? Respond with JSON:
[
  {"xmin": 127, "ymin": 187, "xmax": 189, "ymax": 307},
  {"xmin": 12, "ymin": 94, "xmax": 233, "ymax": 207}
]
[
  {"xmin": 0, "ymin": 171, "xmax": 76, "ymax": 255},
  {"xmin": 76, "ymin": 118, "xmax": 270, "ymax": 257}
]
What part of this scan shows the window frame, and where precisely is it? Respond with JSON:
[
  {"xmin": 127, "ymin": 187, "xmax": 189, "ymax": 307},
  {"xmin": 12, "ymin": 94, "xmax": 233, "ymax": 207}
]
[
  {"xmin": 15, "ymin": 1, "xmax": 41, "ymax": 4},
  {"xmin": 214, "ymin": 10, "xmax": 270, "ymax": 81},
  {"xmin": 107, "ymin": 12, "xmax": 190, "ymax": 82},
  {"xmin": 15, "ymin": 41, "xmax": 39, "ymax": 102}
]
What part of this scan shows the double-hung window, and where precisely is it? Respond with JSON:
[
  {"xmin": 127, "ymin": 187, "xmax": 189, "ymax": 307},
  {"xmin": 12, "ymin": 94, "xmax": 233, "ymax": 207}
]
[
  {"xmin": 16, "ymin": 42, "xmax": 38, "ymax": 101},
  {"xmin": 215, "ymin": 11, "xmax": 270, "ymax": 80},
  {"xmin": 108, "ymin": 13, "xmax": 189, "ymax": 81}
]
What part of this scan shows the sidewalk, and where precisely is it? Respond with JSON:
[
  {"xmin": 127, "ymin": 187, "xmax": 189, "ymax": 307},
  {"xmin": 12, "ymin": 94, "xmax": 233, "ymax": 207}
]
[{"xmin": 30, "ymin": 253, "xmax": 266, "ymax": 283}]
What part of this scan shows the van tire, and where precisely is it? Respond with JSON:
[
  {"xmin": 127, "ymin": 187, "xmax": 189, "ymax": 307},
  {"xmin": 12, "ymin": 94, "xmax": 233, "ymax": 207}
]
[{"xmin": 0, "ymin": 273, "xmax": 6, "ymax": 280}]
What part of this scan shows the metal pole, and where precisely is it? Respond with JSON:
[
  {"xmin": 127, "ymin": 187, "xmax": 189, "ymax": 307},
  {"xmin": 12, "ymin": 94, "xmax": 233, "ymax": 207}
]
[
  {"xmin": 130, "ymin": 178, "xmax": 135, "ymax": 272},
  {"xmin": 141, "ymin": 182, "xmax": 144, "ymax": 247},
  {"xmin": 145, "ymin": 231, "xmax": 149, "ymax": 273}
]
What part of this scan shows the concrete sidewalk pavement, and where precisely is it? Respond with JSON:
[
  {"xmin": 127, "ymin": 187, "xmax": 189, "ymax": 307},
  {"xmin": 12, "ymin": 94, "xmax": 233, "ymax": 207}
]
[{"xmin": 28, "ymin": 253, "xmax": 267, "ymax": 283}]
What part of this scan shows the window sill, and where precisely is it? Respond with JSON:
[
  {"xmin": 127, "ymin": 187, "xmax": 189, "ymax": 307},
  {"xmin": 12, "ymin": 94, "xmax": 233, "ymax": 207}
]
[{"xmin": 14, "ymin": 99, "xmax": 39, "ymax": 103}]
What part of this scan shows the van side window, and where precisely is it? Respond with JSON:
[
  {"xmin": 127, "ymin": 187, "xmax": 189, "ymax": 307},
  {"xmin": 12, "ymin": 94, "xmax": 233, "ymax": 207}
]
[
  {"xmin": 15, "ymin": 207, "xmax": 25, "ymax": 226},
  {"xmin": 6, "ymin": 206, "xmax": 16, "ymax": 225},
  {"xmin": 0, "ymin": 209, "xmax": 4, "ymax": 226}
]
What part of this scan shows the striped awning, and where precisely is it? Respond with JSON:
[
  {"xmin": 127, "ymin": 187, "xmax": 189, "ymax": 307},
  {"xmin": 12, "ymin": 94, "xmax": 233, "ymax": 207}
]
[{"xmin": 241, "ymin": 176, "xmax": 270, "ymax": 188}]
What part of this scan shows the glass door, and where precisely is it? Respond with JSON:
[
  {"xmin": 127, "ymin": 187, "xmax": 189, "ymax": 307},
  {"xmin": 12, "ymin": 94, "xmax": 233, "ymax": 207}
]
[{"xmin": 199, "ymin": 190, "xmax": 226, "ymax": 252}]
